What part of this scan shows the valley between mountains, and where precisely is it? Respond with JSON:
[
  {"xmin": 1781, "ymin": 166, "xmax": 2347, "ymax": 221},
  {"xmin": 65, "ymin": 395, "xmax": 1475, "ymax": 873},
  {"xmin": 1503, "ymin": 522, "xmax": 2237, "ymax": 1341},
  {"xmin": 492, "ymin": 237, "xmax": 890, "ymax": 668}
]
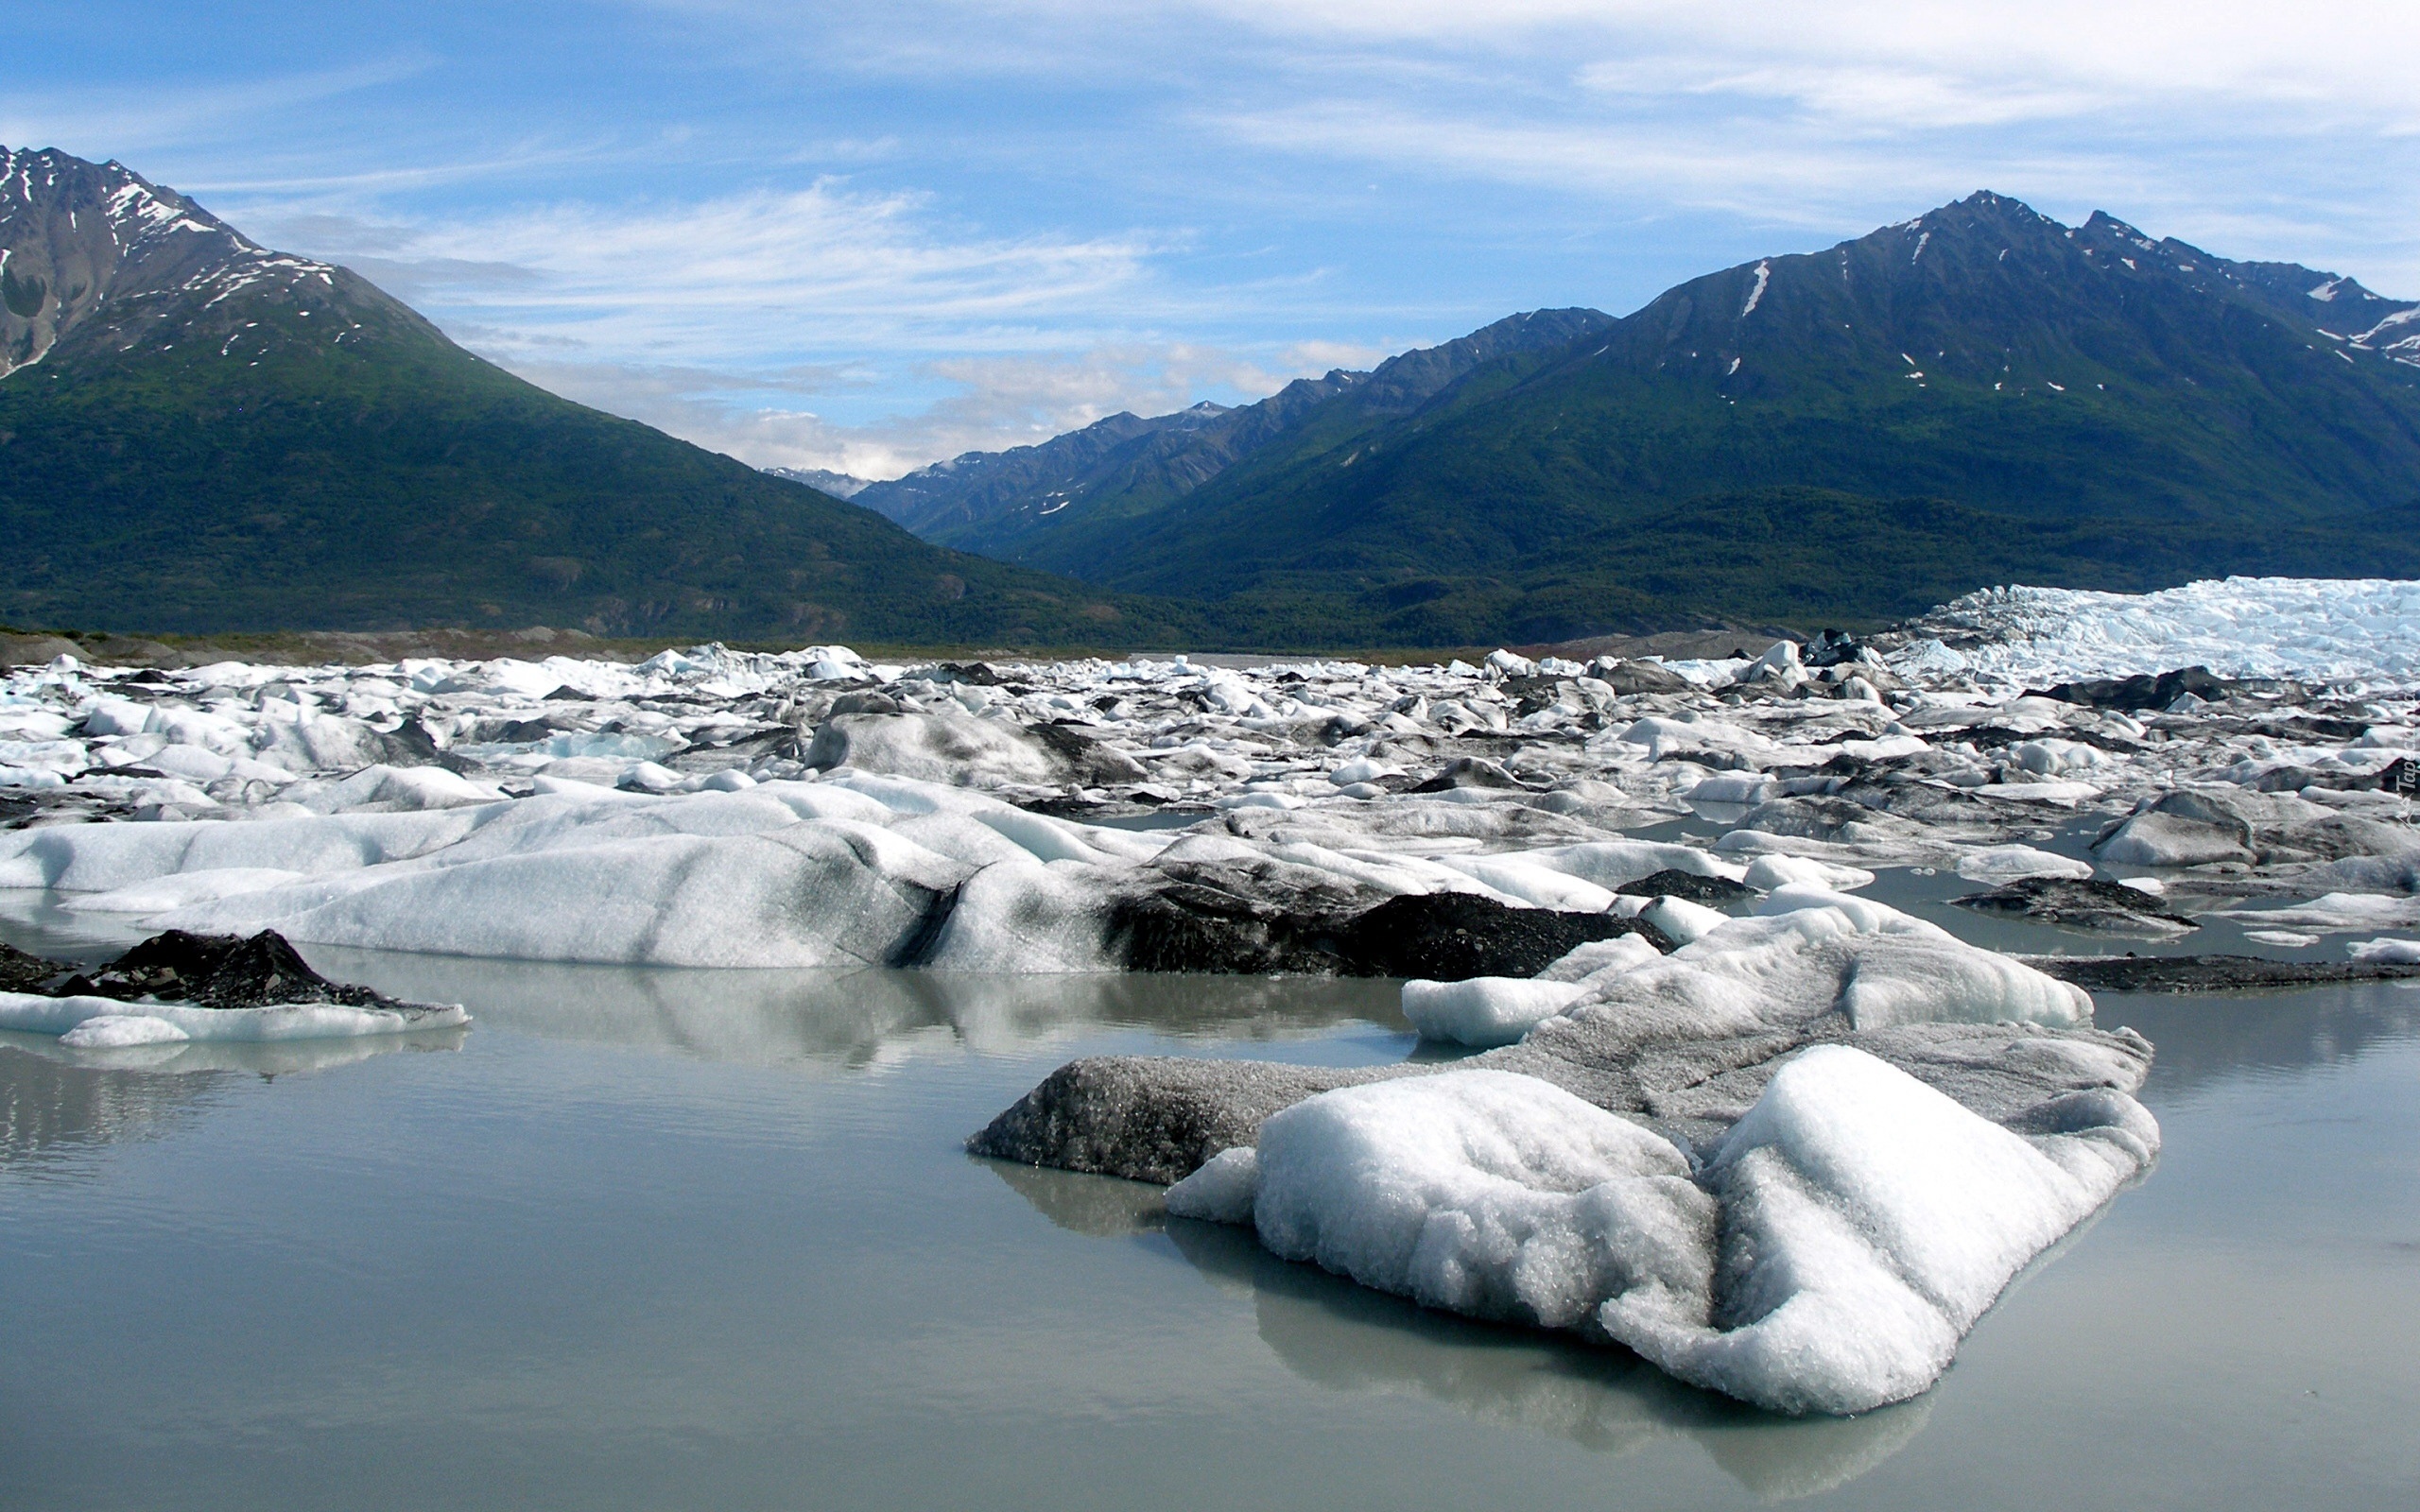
[{"xmin": 5, "ymin": 146, "xmax": 2417, "ymax": 650}]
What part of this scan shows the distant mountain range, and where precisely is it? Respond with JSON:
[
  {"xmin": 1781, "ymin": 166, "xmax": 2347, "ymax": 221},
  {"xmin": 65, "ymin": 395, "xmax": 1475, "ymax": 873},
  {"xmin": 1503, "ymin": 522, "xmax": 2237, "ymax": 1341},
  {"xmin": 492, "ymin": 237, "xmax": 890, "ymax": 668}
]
[
  {"xmin": 0, "ymin": 146, "xmax": 1144, "ymax": 644},
  {"xmin": 818, "ymin": 192, "xmax": 2420, "ymax": 644},
  {"xmin": 6, "ymin": 146, "xmax": 2413, "ymax": 651},
  {"xmin": 764, "ymin": 466, "xmax": 873, "ymax": 499}
]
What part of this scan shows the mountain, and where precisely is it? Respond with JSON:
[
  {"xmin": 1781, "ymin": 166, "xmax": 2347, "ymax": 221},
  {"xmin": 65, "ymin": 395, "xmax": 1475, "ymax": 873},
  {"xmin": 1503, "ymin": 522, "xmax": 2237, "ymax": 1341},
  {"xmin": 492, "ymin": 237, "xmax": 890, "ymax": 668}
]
[
  {"xmin": 851, "ymin": 308, "xmax": 1616, "ymax": 569},
  {"xmin": 0, "ymin": 146, "xmax": 1154, "ymax": 645},
  {"xmin": 764, "ymin": 466, "xmax": 874, "ymax": 499},
  {"xmin": 867, "ymin": 194, "xmax": 2420, "ymax": 644}
]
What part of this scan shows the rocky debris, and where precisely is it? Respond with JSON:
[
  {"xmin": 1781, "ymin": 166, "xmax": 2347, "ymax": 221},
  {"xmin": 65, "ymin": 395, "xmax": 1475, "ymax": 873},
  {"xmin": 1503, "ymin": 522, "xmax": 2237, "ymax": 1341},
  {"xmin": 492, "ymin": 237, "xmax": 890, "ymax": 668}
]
[
  {"xmin": 1332, "ymin": 894, "xmax": 1672, "ymax": 979},
  {"xmin": 1585, "ymin": 658, "xmax": 1694, "ymax": 696},
  {"xmin": 1027, "ymin": 721, "xmax": 1151, "ymax": 784},
  {"xmin": 804, "ymin": 711, "xmax": 1147, "ymax": 787},
  {"xmin": 42, "ymin": 930, "xmax": 410, "ymax": 1009},
  {"xmin": 2033, "ymin": 666, "xmax": 2237, "ymax": 711},
  {"xmin": 0, "ymin": 939, "xmax": 69, "ymax": 993},
  {"xmin": 2023, "ymin": 953, "xmax": 2420, "ymax": 993},
  {"xmin": 1951, "ymin": 877, "xmax": 2201, "ymax": 935},
  {"xmin": 1616, "ymin": 868, "xmax": 1757, "ymax": 903},
  {"xmin": 970, "ymin": 1056, "xmax": 1423, "ymax": 1185},
  {"xmin": 1104, "ymin": 885, "xmax": 1670, "ymax": 979},
  {"xmin": 1409, "ymin": 756, "xmax": 1534, "ymax": 793}
]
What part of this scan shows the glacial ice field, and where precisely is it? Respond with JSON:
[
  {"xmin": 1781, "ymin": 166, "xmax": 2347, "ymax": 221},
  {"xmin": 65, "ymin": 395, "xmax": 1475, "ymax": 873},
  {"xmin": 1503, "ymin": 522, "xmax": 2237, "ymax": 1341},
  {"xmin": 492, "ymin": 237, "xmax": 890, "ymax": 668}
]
[{"xmin": 0, "ymin": 574, "xmax": 2416, "ymax": 1425}]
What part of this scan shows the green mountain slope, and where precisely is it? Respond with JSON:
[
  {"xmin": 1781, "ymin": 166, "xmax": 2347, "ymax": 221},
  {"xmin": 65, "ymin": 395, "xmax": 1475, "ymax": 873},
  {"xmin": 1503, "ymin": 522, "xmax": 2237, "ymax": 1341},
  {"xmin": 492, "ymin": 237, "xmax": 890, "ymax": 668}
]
[
  {"xmin": 0, "ymin": 146, "xmax": 1156, "ymax": 645},
  {"xmin": 849, "ymin": 308, "xmax": 1615, "ymax": 570},
  {"xmin": 878, "ymin": 193, "xmax": 2420, "ymax": 642}
]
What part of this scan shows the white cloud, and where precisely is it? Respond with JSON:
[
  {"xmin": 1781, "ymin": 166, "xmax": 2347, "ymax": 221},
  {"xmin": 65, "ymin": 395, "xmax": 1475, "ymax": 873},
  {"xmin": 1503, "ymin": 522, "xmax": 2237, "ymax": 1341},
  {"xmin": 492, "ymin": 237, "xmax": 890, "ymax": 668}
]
[
  {"xmin": 239, "ymin": 177, "xmax": 1419, "ymax": 473},
  {"xmin": 501, "ymin": 338, "xmax": 1387, "ymax": 479},
  {"xmin": 271, "ymin": 180, "xmax": 1164, "ymax": 364}
]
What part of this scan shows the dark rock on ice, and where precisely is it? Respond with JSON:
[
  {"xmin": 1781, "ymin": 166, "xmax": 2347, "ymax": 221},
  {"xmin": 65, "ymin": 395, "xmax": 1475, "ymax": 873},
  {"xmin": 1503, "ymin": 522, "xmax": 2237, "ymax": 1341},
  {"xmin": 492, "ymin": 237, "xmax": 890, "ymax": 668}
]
[
  {"xmin": 2022, "ymin": 954, "xmax": 2420, "ymax": 994},
  {"xmin": 0, "ymin": 939, "xmax": 72, "ymax": 993},
  {"xmin": 804, "ymin": 711, "xmax": 1140, "ymax": 786},
  {"xmin": 57, "ymin": 930, "xmax": 410, "ymax": 1009},
  {"xmin": 1616, "ymin": 868, "xmax": 1757, "ymax": 903},
  {"xmin": 1328, "ymin": 893, "xmax": 1673, "ymax": 980},
  {"xmin": 1105, "ymin": 863, "xmax": 1369, "ymax": 976},
  {"xmin": 1586, "ymin": 658, "xmax": 1695, "ymax": 696},
  {"xmin": 1409, "ymin": 756, "xmax": 1533, "ymax": 793},
  {"xmin": 1951, "ymin": 877, "xmax": 2200, "ymax": 935},
  {"xmin": 1028, "ymin": 721, "xmax": 1151, "ymax": 783},
  {"xmin": 969, "ymin": 1056, "xmax": 1426, "ymax": 1184},
  {"xmin": 926, "ymin": 662, "xmax": 1009, "ymax": 685},
  {"xmin": 2032, "ymin": 666, "xmax": 2234, "ymax": 711},
  {"xmin": 1103, "ymin": 879, "xmax": 1669, "ymax": 980}
]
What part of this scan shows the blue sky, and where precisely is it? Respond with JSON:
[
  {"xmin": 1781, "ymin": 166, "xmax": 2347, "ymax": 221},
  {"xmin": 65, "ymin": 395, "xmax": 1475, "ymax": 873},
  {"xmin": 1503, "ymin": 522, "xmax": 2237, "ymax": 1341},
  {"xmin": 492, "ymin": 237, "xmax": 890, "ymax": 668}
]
[{"xmin": 12, "ymin": 1, "xmax": 2419, "ymax": 477}]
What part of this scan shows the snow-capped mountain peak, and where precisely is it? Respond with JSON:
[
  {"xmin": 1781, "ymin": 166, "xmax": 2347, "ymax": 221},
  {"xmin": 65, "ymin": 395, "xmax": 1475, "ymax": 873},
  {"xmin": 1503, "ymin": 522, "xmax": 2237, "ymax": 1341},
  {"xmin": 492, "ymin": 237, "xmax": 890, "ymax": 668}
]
[{"xmin": 2, "ymin": 144, "xmax": 352, "ymax": 379}]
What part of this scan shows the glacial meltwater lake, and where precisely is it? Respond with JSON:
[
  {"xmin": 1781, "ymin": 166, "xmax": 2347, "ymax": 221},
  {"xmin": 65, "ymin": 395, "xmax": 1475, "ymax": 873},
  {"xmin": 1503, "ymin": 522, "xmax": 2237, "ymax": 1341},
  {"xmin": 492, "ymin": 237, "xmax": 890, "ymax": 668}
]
[{"xmin": 2, "ymin": 888, "xmax": 2416, "ymax": 1511}]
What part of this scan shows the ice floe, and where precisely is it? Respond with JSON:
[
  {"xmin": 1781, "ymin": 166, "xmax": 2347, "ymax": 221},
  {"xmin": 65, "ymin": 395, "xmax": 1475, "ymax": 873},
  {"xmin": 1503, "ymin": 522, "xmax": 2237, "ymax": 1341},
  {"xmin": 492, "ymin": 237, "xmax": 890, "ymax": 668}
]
[
  {"xmin": 1165, "ymin": 1047, "xmax": 2156, "ymax": 1416},
  {"xmin": 5, "ymin": 577, "xmax": 2418, "ymax": 1414},
  {"xmin": 0, "ymin": 991, "xmax": 468, "ymax": 1043}
]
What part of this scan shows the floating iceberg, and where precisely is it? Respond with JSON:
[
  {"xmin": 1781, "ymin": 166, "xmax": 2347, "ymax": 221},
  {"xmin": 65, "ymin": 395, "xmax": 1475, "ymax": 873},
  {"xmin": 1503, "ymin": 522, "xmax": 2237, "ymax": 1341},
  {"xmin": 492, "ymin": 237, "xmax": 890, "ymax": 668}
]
[
  {"xmin": 0, "ymin": 991, "xmax": 468, "ymax": 1043},
  {"xmin": 1168, "ymin": 1050, "xmax": 2156, "ymax": 1416}
]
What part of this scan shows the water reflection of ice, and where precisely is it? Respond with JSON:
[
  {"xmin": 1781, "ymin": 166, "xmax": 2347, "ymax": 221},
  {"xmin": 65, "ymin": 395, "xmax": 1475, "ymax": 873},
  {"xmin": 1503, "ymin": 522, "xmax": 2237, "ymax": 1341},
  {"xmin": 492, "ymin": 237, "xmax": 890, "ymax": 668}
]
[
  {"xmin": 304, "ymin": 948, "xmax": 1409, "ymax": 1071},
  {"xmin": 1, "ymin": 1025, "xmax": 468, "ymax": 1079},
  {"xmin": 983, "ymin": 1158, "xmax": 1932, "ymax": 1500},
  {"xmin": 0, "ymin": 1041, "xmax": 229, "ymax": 1168}
]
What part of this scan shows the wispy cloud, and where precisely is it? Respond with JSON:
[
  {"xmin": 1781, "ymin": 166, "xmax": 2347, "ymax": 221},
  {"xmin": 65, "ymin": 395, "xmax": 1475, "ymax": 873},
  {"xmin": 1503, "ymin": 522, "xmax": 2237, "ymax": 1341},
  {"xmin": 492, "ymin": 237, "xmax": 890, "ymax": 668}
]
[
  {"xmin": 507, "ymin": 339, "xmax": 1383, "ymax": 479},
  {"xmin": 0, "ymin": 57, "xmax": 435, "ymax": 161},
  {"xmin": 269, "ymin": 181, "xmax": 1165, "ymax": 363}
]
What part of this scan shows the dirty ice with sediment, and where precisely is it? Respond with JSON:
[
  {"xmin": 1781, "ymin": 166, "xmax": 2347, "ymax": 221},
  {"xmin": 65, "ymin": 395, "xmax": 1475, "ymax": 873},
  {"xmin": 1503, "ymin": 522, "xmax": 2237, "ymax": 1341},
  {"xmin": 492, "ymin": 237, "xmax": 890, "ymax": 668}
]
[{"xmin": 3, "ymin": 575, "xmax": 2416, "ymax": 1415}]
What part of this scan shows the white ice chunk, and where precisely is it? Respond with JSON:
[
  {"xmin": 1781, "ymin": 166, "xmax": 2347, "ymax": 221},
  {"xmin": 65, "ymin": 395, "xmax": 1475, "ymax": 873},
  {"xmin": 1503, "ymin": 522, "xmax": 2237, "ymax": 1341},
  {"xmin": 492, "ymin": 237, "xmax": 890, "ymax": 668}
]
[
  {"xmin": 1166, "ymin": 1145, "xmax": 1260, "ymax": 1223},
  {"xmin": 1246, "ymin": 1071, "xmax": 1698, "ymax": 1331},
  {"xmin": 0, "ymin": 991, "xmax": 468, "ymax": 1041},
  {"xmin": 2214, "ymin": 892, "xmax": 2420, "ymax": 934},
  {"xmin": 1401, "ymin": 977, "xmax": 1589, "ymax": 1046},
  {"xmin": 2242, "ymin": 929, "xmax": 2321, "ymax": 947},
  {"xmin": 1532, "ymin": 841, "xmax": 1745, "ymax": 890},
  {"xmin": 1641, "ymin": 894, "xmax": 1729, "ymax": 945},
  {"xmin": 1952, "ymin": 845, "xmax": 2097, "ymax": 884},
  {"xmin": 62, "ymin": 867, "xmax": 310, "ymax": 914},
  {"xmin": 1327, "ymin": 755, "xmax": 1400, "ymax": 785},
  {"xmin": 1742, "ymin": 853, "xmax": 1877, "ymax": 892},
  {"xmin": 1598, "ymin": 1045, "xmax": 2158, "ymax": 1415},
  {"xmin": 1534, "ymin": 934, "xmax": 1664, "ymax": 984},
  {"xmin": 2096, "ymin": 811, "xmax": 2253, "ymax": 868},
  {"xmin": 58, "ymin": 1013, "xmax": 190, "ymax": 1048},
  {"xmin": 2348, "ymin": 936, "xmax": 2420, "ymax": 963}
]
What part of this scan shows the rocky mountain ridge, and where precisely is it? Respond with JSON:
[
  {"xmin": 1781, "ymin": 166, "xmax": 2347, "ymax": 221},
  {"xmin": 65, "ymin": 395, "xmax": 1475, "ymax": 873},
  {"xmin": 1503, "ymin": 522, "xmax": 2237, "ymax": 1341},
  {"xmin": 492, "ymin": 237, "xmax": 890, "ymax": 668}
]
[
  {"xmin": 859, "ymin": 191, "xmax": 2420, "ymax": 642},
  {"xmin": 850, "ymin": 308, "xmax": 1615, "ymax": 562},
  {"xmin": 0, "ymin": 145, "xmax": 1155, "ymax": 645}
]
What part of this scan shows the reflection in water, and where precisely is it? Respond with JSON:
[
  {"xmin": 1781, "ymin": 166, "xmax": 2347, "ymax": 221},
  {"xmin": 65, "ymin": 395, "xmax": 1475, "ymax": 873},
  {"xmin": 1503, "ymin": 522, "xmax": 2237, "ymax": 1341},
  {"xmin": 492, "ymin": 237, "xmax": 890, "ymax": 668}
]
[
  {"xmin": 1, "ymin": 1025, "xmax": 469, "ymax": 1080},
  {"xmin": 0, "ymin": 1029, "xmax": 468, "ymax": 1172},
  {"xmin": 2100, "ymin": 982, "xmax": 2420, "ymax": 1097},
  {"xmin": 305, "ymin": 947, "xmax": 1409, "ymax": 1071},
  {"xmin": 983, "ymin": 1158, "xmax": 1931, "ymax": 1501},
  {"xmin": 0, "ymin": 1041, "xmax": 226, "ymax": 1170}
]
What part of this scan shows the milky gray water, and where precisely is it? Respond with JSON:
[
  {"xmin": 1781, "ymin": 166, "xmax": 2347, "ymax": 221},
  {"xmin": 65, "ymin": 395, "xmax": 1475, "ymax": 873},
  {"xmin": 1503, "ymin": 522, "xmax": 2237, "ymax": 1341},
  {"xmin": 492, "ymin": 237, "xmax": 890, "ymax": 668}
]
[{"xmin": 3, "ymin": 891, "xmax": 2416, "ymax": 1510}]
